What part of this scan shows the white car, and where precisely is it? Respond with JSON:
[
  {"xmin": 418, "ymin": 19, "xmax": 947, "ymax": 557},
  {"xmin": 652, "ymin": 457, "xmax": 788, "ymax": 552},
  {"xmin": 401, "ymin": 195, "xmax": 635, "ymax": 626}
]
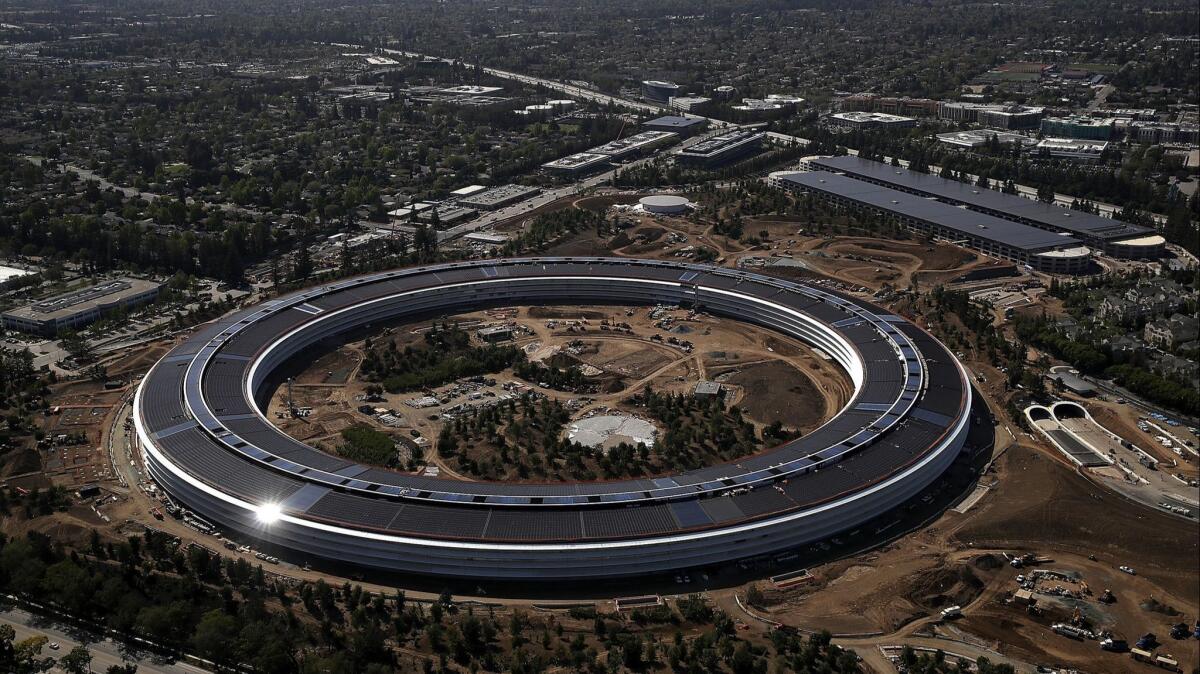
[
  {"xmin": 1119, "ymin": 565, "xmax": 1135, "ymax": 575},
  {"xmin": 48, "ymin": 642, "xmax": 60, "ymax": 650}
]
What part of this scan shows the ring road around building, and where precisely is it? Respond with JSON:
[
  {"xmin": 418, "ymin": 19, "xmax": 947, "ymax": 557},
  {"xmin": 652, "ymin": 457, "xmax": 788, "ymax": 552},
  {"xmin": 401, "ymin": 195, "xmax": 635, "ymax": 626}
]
[{"xmin": 134, "ymin": 258, "xmax": 971, "ymax": 580}]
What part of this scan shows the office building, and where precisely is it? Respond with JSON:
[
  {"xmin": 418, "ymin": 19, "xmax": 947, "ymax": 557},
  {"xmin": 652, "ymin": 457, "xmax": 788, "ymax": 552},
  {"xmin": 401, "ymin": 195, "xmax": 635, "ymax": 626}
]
[
  {"xmin": 673, "ymin": 130, "xmax": 764, "ymax": 168},
  {"xmin": 1035, "ymin": 138, "xmax": 1109, "ymax": 162},
  {"xmin": 642, "ymin": 80, "xmax": 680, "ymax": 105},
  {"xmin": 1040, "ymin": 116, "xmax": 1115, "ymax": 140},
  {"xmin": 541, "ymin": 152, "xmax": 611, "ymax": 175},
  {"xmin": 642, "ymin": 115, "xmax": 707, "ymax": 137},
  {"xmin": 3, "ymin": 278, "xmax": 161, "ymax": 336},
  {"xmin": 975, "ymin": 105, "xmax": 1044, "ymax": 130},
  {"xmin": 668, "ymin": 96, "xmax": 711, "ymax": 113},
  {"xmin": 588, "ymin": 131, "xmax": 678, "ymax": 160},
  {"xmin": 456, "ymin": 185, "xmax": 542, "ymax": 211},
  {"xmin": 936, "ymin": 130, "xmax": 1036, "ymax": 149},
  {"xmin": 828, "ymin": 112, "xmax": 917, "ymax": 130}
]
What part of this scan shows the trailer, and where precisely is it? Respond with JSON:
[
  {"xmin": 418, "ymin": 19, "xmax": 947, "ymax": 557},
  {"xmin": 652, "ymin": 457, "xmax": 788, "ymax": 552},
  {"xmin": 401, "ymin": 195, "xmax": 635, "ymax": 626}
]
[{"xmin": 1155, "ymin": 655, "xmax": 1179, "ymax": 672}]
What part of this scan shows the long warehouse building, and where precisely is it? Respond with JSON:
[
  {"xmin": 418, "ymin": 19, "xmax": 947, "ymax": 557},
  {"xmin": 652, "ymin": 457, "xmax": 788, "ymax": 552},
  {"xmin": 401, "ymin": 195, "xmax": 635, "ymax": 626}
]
[
  {"xmin": 809, "ymin": 156, "xmax": 1164, "ymax": 259},
  {"xmin": 134, "ymin": 257, "xmax": 972, "ymax": 580},
  {"xmin": 775, "ymin": 172, "xmax": 1092, "ymax": 274}
]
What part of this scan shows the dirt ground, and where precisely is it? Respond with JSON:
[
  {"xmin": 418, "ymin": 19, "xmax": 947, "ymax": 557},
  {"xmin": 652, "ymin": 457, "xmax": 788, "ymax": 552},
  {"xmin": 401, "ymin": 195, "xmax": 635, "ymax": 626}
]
[
  {"xmin": 953, "ymin": 445, "xmax": 1198, "ymax": 602},
  {"xmin": 265, "ymin": 302, "xmax": 852, "ymax": 482},
  {"xmin": 7, "ymin": 342, "xmax": 163, "ymax": 486},
  {"xmin": 777, "ymin": 236, "xmax": 984, "ymax": 291},
  {"xmin": 719, "ymin": 359, "xmax": 843, "ymax": 432},
  {"xmin": 747, "ymin": 441, "xmax": 1199, "ymax": 674}
]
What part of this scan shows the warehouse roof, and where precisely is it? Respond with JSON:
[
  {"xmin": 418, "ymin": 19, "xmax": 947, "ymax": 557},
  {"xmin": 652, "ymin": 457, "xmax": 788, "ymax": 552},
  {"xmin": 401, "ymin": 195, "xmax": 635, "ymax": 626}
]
[
  {"xmin": 812, "ymin": 156, "xmax": 1152, "ymax": 242},
  {"xmin": 780, "ymin": 172, "xmax": 1082, "ymax": 252}
]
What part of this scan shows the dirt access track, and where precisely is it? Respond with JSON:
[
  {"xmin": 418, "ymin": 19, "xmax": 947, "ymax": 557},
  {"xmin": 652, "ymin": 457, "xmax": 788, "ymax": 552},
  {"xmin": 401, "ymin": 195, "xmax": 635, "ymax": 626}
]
[{"xmin": 783, "ymin": 236, "xmax": 984, "ymax": 290}]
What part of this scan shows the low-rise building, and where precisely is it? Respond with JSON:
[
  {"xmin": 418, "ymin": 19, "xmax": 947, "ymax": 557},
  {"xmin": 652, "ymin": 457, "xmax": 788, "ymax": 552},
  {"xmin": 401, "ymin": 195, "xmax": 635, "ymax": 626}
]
[
  {"xmin": 1106, "ymin": 334, "xmax": 1143, "ymax": 355},
  {"xmin": 541, "ymin": 152, "xmax": 611, "ymax": 176},
  {"xmin": 668, "ymin": 96, "xmax": 711, "ymax": 113},
  {"xmin": 476, "ymin": 325, "xmax": 515, "ymax": 343},
  {"xmin": 1156, "ymin": 354, "xmax": 1199, "ymax": 381},
  {"xmin": 693, "ymin": 381, "xmax": 723, "ymax": 400},
  {"xmin": 2, "ymin": 278, "xmax": 161, "ymax": 336},
  {"xmin": 1040, "ymin": 116, "xmax": 1115, "ymax": 140},
  {"xmin": 1035, "ymin": 138, "xmax": 1109, "ymax": 162},
  {"xmin": 456, "ymin": 184, "xmax": 542, "ymax": 211},
  {"xmin": 450, "ymin": 185, "xmax": 488, "ymax": 198},
  {"xmin": 936, "ymin": 130, "xmax": 1036, "ymax": 149},
  {"xmin": 588, "ymin": 131, "xmax": 678, "ymax": 160},
  {"xmin": 416, "ymin": 204, "xmax": 477, "ymax": 227},
  {"xmin": 673, "ymin": 130, "xmax": 765, "ymax": 168},
  {"xmin": 1047, "ymin": 371, "xmax": 1096, "ymax": 397},
  {"xmin": 775, "ymin": 170, "xmax": 1093, "ymax": 274},
  {"xmin": 642, "ymin": 115, "xmax": 707, "ymax": 137},
  {"xmin": 827, "ymin": 111, "xmax": 917, "ymax": 130}
]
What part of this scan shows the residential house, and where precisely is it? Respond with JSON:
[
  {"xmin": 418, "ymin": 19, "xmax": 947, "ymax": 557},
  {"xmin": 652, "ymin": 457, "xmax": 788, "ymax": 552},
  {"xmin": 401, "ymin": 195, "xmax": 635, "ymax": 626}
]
[{"xmin": 1144, "ymin": 313, "xmax": 1199, "ymax": 348}]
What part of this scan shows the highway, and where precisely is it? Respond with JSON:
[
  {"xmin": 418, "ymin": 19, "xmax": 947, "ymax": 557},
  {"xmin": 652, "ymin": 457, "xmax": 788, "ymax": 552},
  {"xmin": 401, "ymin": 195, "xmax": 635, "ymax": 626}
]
[{"xmin": 2, "ymin": 606, "xmax": 209, "ymax": 674}]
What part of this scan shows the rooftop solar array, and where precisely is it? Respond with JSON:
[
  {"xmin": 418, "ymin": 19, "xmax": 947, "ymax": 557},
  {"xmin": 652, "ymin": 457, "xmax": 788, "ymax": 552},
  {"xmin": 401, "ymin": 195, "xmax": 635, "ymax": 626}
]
[
  {"xmin": 139, "ymin": 258, "xmax": 969, "ymax": 543},
  {"xmin": 781, "ymin": 172, "xmax": 1080, "ymax": 252},
  {"xmin": 811, "ymin": 156, "xmax": 1152, "ymax": 242}
]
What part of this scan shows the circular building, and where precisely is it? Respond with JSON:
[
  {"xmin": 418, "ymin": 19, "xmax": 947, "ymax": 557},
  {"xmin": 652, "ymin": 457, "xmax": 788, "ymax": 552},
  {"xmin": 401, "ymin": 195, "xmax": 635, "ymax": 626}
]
[
  {"xmin": 1108, "ymin": 234, "xmax": 1167, "ymax": 260},
  {"xmin": 639, "ymin": 195, "xmax": 691, "ymax": 214},
  {"xmin": 134, "ymin": 258, "xmax": 971, "ymax": 580}
]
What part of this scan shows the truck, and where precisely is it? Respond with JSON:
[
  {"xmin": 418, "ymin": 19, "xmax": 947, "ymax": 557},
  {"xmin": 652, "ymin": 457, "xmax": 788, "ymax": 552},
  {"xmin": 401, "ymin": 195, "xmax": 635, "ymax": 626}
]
[{"xmin": 1052, "ymin": 623, "xmax": 1094, "ymax": 640}]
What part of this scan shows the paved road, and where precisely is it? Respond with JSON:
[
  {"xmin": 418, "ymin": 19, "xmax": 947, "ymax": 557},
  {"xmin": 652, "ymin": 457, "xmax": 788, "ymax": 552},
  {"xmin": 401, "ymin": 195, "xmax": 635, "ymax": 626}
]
[{"xmin": 2, "ymin": 606, "xmax": 209, "ymax": 674}]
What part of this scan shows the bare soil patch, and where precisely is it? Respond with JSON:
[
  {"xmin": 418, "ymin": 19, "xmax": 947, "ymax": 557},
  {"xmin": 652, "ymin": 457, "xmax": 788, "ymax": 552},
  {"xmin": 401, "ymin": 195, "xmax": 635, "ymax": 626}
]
[{"xmin": 723, "ymin": 361, "xmax": 829, "ymax": 433}]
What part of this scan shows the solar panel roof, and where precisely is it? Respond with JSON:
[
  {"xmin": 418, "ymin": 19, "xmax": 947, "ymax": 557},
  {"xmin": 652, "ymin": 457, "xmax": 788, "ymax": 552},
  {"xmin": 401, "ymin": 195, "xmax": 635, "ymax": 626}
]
[
  {"xmin": 812, "ymin": 156, "xmax": 1151, "ymax": 241},
  {"xmin": 781, "ymin": 172, "xmax": 1081, "ymax": 252}
]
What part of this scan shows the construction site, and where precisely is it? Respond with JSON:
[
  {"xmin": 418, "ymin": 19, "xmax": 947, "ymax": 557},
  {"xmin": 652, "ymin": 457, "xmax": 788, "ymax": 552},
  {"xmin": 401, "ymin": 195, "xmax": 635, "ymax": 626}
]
[
  {"xmin": 264, "ymin": 299, "xmax": 850, "ymax": 483},
  {"xmin": 2, "ymin": 187, "xmax": 1195, "ymax": 674}
]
